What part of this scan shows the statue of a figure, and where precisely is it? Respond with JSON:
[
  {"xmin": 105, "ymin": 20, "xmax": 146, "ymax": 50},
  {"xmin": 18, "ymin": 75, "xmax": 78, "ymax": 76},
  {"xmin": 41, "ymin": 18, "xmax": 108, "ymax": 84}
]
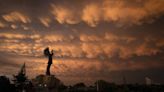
[{"xmin": 44, "ymin": 47, "xmax": 53, "ymax": 76}]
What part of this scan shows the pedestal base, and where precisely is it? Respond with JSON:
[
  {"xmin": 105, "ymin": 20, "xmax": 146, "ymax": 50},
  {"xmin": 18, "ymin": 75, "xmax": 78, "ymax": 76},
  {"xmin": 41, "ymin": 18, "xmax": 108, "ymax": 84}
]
[{"xmin": 32, "ymin": 74, "xmax": 63, "ymax": 89}]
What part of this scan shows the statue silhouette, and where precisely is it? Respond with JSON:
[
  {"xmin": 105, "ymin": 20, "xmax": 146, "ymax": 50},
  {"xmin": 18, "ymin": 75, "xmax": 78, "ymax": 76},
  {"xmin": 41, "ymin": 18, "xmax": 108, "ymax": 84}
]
[{"xmin": 44, "ymin": 47, "xmax": 53, "ymax": 75}]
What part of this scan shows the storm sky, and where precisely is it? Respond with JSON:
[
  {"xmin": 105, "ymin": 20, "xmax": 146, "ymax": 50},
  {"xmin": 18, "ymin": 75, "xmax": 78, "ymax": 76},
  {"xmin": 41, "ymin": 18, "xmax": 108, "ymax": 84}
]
[{"xmin": 0, "ymin": 0, "xmax": 164, "ymax": 85}]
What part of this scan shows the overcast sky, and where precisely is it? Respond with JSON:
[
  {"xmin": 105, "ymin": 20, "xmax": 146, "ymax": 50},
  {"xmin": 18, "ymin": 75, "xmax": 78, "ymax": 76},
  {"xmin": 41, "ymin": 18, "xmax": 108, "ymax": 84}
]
[{"xmin": 0, "ymin": 0, "xmax": 164, "ymax": 85}]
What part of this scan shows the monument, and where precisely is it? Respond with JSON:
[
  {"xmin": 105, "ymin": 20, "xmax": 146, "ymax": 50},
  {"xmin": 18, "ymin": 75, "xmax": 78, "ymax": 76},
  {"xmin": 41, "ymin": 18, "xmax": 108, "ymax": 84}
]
[
  {"xmin": 44, "ymin": 47, "xmax": 53, "ymax": 75},
  {"xmin": 32, "ymin": 47, "xmax": 65, "ymax": 92}
]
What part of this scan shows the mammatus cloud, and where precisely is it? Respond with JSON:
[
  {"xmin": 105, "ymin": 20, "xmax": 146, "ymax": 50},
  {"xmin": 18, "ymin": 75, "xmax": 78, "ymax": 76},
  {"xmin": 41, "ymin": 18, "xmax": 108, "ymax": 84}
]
[
  {"xmin": 0, "ymin": 33, "xmax": 42, "ymax": 56},
  {"xmin": 43, "ymin": 34, "xmax": 73, "ymax": 42},
  {"xmin": 0, "ymin": 33, "xmax": 25, "ymax": 39},
  {"xmin": 0, "ymin": 21, "xmax": 6, "ymax": 28},
  {"xmin": 0, "ymin": 0, "xmax": 164, "ymax": 84},
  {"xmin": 102, "ymin": 0, "xmax": 164, "ymax": 25},
  {"xmin": 82, "ymin": 3, "xmax": 101, "ymax": 27},
  {"xmin": 51, "ymin": 4, "xmax": 79, "ymax": 24},
  {"xmin": 50, "ymin": 0, "xmax": 164, "ymax": 27},
  {"xmin": 0, "ymin": 32, "xmax": 163, "ymax": 59},
  {"xmin": 1, "ymin": 0, "xmax": 163, "ymax": 27},
  {"xmin": 39, "ymin": 17, "xmax": 51, "ymax": 27},
  {"xmin": 0, "ymin": 0, "xmax": 163, "ymax": 28},
  {"xmin": 11, "ymin": 24, "xmax": 17, "ymax": 29},
  {"xmin": 2, "ymin": 11, "xmax": 31, "ymax": 23}
]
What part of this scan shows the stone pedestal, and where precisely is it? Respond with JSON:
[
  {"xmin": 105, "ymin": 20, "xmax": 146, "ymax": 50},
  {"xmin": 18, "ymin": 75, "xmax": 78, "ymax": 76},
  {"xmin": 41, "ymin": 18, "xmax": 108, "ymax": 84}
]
[{"xmin": 32, "ymin": 74, "xmax": 64, "ymax": 92}]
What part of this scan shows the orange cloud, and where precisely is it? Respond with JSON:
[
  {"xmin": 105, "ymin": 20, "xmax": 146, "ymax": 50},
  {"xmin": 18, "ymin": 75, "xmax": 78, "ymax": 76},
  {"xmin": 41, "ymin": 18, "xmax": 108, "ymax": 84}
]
[
  {"xmin": 82, "ymin": 3, "xmax": 102, "ymax": 27},
  {"xmin": 0, "ymin": 33, "xmax": 41, "ymax": 40},
  {"xmin": 135, "ymin": 43, "xmax": 160, "ymax": 56},
  {"xmin": 2, "ymin": 11, "xmax": 31, "ymax": 23},
  {"xmin": 0, "ymin": 21, "xmax": 6, "ymax": 28},
  {"xmin": 43, "ymin": 34, "xmax": 74, "ymax": 42},
  {"xmin": 11, "ymin": 24, "xmax": 17, "ymax": 29},
  {"xmin": 0, "ymin": 31, "xmax": 162, "ymax": 60},
  {"xmin": 0, "ymin": 33, "xmax": 25, "ymax": 39},
  {"xmin": 49, "ymin": 0, "xmax": 164, "ymax": 27},
  {"xmin": 80, "ymin": 34, "xmax": 103, "ymax": 42},
  {"xmin": 39, "ymin": 17, "xmax": 51, "ymax": 27},
  {"xmin": 51, "ymin": 4, "xmax": 79, "ymax": 24}
]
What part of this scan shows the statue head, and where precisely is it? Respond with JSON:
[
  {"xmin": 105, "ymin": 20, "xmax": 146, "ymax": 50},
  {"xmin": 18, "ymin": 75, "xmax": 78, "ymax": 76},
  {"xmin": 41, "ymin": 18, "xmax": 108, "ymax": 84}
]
[
  {"xmin": 44, "ymin": 47, "xmax": 50, "ymax": 57},
  {"xmin": 44, "ymin": 47, "xmax": 54, "ymax": 57},
  {"xmin": 51, "ymin": 50, "xmax": 53, "ymax": 54}
]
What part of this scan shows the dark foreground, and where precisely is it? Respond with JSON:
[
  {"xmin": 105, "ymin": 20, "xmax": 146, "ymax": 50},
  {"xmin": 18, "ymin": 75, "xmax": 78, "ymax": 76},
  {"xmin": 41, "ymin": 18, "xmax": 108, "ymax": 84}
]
[{"xmin": 0, "ymin": 75, "xmax": 164, "ymax": 92}]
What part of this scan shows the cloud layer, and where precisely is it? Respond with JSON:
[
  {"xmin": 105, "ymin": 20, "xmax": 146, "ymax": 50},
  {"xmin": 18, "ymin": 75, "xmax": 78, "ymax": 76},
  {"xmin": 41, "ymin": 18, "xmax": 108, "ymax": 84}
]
[
  {"xmin": 49, "ymin": 0, "xmax": 164, "ymax": 27},
  {"xmin": 0, "ymin": 0, "xmax": 164, "ymax": 85}
]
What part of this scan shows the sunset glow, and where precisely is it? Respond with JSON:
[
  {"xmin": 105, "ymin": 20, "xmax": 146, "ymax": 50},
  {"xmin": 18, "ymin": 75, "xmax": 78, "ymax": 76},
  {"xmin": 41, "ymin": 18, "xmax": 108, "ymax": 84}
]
[{"xmin": 0, "ymin": 0, "xmax": 164, "ymax": 85}]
